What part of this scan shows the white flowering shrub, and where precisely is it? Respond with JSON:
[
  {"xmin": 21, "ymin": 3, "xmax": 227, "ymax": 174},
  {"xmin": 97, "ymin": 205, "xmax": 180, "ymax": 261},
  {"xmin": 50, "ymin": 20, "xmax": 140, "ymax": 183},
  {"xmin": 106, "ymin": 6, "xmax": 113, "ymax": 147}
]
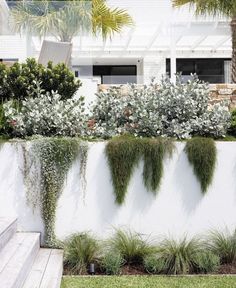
[
  {"xmin": 90, "ymin": 77, "xmax": 231, "ymax": 139},
  {"xmin": 4, "ymin": 92, "xmax": 87, "ymax": 137}
]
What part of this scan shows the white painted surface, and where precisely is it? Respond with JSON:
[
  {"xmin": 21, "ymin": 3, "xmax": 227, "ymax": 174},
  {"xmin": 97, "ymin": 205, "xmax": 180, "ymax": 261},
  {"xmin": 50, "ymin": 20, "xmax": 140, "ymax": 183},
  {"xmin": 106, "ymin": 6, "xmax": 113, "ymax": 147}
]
[
  {"xmin": 0, "ymin": 218, "xmax": 17, "ymax": 252},
  {"xmin": 0, "ymin": 142, "xmax": 236, "ymax": 240},
  {"xmin": 0, "ymin": 0, "xmax": 232, "ymax": 82},
  {"xmin": 76, "ymin": 78, "xmax": 99, "ymax": 108}
]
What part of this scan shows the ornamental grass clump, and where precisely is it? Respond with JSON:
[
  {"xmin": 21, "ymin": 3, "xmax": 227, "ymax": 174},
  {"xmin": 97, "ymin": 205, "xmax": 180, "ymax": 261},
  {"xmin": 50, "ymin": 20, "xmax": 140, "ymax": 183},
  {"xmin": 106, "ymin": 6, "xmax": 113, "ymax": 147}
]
[
  {"xmin": 64, "ymin": 232, "xmax": 99, "ymax": 274},
  {"xmin": 185, "ymin": 137, "xmax": 217, "ymax": 193},
  {"xmin": 156, "ymin": 237, "xmax": 203, "ymax": 274},
  {"xmin": 207, "ymin": 229, "xmax": 236, "ymax": 265},
  {"xmin": 108, "ymin": 229, "xmax": 155, "ymax": 266}
]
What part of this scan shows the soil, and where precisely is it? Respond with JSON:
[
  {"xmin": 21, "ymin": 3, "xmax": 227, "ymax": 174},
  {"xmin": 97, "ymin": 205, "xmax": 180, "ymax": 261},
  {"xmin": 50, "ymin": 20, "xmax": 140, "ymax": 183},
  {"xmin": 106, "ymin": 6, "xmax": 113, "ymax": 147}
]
[
  {"xmin": 218, "ymin": 264, "xmax": 236, "ymax": 274},
  {"xmin": 63, "ymin": 263, "xmax": 236, "ymax": 276},
  {"xmin": 121, "ymin": 265, "xmax": 147, "ymax": 275}
]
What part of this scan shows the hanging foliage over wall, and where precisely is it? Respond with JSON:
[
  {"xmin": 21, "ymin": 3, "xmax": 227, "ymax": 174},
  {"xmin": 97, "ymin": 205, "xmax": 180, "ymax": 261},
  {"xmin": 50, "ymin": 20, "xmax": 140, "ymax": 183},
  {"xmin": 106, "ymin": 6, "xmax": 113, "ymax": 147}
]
[
  {"xmin": 185, "ymin": 137, "xmax": 217, "ymax": 193},
  {"xmin": 79, "ymin": 141, "xmax": 89, "ymax": 203},
  {"xmin": 106, "ymin": 135, "xmax": 142, "ymax": 205},
  {"xmin": 106, "ymin": 135, "xmax": 175, "ymax": 204},
  {"xmin": 31, "ymin": 138, "xmax": 80, "ymax": 247},
  {"xmin": 143, "ymin": 138, "xmax": 174, "ymax": 193},
  {"xmin": 22, "ymin": 138, "xmax": 90, "ymax": 247}
]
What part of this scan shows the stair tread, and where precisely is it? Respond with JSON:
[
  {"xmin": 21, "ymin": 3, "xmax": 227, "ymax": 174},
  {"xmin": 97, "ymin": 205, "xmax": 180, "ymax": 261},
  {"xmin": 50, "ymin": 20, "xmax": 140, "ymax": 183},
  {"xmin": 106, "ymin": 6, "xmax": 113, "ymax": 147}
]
[
  {"xmin": 0, "ymin": 218, "xmax": 17, "ymax": 236},
  {"xmin": 0, "ymin": 218, "xmax": 17, "ymax": 252},
  {"xmin": 0, "ymin": 232, "xmax": 40, "ymax": 288},
  {"xmin": 23, "ymin": 248, "xmax": 63, "ymax": 288}
]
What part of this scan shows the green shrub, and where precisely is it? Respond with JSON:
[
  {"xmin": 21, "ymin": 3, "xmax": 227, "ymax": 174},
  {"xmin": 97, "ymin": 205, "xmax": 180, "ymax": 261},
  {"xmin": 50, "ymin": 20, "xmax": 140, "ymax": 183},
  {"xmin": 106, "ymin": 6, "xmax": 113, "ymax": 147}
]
[
  {"xmin": 0, "ymin": 63, "xmax": 10, "ymax": 99},
  {"xmin": 229, "ymin": 109, "xmax": 236, "ymax": 136},
  {"xmin": 0, "ymin": 58, "xmax": 81, "ymax": 101},
  {"xmin": 144, "ymin": 255, "xmax": 165, "ymax": 274},
  {"xmin": 185, "ymin": 137, "xmax": 216, "ymax": 193},
  {"xmin": 64, "ymin": 232, "xmax": 99, "ymax": 274},
  {"xmin": 208, "ymin": 229, "xmax": 236, "ymax": 264},
  {"xmin": 41, "ymin": 61, "xmax": 81, "ymax": 100},
  {"xmin": 108, "ymin": 229, "xmax": 155, "ymax": 265},
  {"xmin": 156, "ymin": 237, "xmax": 203, "ymax": 275},
  {"xmin": 195, "ymin": 251, "xmax": 220, "ymax": 274},
  {"xmin": 101, "ymin": 251, "xmax": 124, "ymax": 275},
  {"xmin": 91, "ymin": 76, "xmax": 230, "ymax": 139}
]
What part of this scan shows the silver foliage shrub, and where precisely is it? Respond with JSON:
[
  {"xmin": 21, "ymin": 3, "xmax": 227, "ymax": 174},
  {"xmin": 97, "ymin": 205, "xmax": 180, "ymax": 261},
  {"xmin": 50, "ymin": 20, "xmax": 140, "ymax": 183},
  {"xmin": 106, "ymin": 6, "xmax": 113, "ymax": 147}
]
[
  {"xmin": 4, "ymin": 91, "xmax": 87, "ymax": 137},
  {"xmin": 90, "ymin": 76, "xmax": 230, "ymax": 139}
]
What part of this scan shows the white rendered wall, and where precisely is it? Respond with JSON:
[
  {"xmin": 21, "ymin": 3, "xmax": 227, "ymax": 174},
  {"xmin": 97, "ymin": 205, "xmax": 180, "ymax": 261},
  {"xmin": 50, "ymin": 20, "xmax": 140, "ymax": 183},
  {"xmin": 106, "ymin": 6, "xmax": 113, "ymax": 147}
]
[{"xmin": 0, "ymin": 141, "xmax": 236, "ymax": 241}]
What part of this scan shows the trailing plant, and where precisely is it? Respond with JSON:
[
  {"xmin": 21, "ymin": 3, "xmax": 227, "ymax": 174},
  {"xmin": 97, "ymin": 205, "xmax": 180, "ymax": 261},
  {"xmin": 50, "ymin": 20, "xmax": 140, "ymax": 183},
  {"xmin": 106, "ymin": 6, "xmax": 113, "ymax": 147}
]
[
  {"xmin": 101, "ymin": 251, "xmax": 124, "ymax": 275},
  {"xmin": 64, "ymin": 232, "xmax": 99, "ymax": 274},
  {"xmin": 142, "ymin": 138, "xmax": 174, "ymax": 193},
  {"xmin": 207, "ymin": 229, "xmax": 236, "ymax": 264},
  {"xmin": 31, "ymin": 137, "xmax": 80, "ymax": 246},
  {"xmin": 21, "ymin": 141, "xmax": 41, "ymax": 210},
  {"xmin": 79, "ymin": 141, "xmax": 89, "ymax": 203},
  {"xmin": 108, "ymin": 229, "xmax": 155, "ymax": 265},
  {"xmin": 106, "ymin": 135, "xmax": 142, "ymax": 204},
  {"xmin": 185, "ymin": 137, "xmax": 216, "ymax": 193},
  {"xmin": 106, "ymin": 135, "xmax": 174, "ymax": 204}
]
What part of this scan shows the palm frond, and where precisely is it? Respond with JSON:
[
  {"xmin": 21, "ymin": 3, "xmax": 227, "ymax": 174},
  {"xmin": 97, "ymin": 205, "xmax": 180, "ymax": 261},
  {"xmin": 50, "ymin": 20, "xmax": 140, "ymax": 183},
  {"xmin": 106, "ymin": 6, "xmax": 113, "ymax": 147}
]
[
  {"xmin": 10, "ymin": 0, "xmax": 133, "ymax": 42},
  {"xmin": 173, "ymin": 0, "xmax": 236, "ymax": 17}
]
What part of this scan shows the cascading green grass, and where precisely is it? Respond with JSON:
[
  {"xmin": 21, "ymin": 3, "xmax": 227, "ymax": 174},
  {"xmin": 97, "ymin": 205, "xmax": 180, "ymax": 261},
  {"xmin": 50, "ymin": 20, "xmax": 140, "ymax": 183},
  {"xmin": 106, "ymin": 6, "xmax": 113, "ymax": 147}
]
[
  {"xmin": 106, "ymin": 135, "xmax": 174, "ymax": 204},
  {"xmin": 185, "ymin": 137, "xmax": 216, "ymax": 193},
  {"xmin": 143, "ymin": 138, "xmax": 174, "ymax": 193},
  {"xmin": 106, "ymin": 135, "xmax": 142, "ymax": 205}
]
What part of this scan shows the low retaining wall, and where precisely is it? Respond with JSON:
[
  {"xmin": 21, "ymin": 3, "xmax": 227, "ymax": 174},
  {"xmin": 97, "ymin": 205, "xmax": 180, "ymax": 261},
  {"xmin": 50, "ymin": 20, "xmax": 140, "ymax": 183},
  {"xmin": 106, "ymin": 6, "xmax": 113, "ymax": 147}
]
[
  {"xmin": 0, "ymin": 141, "xmax": 236, "ymax": 241},
  {"xmin": 209, "ymin": 84, "xmax": 236, "ymax": 110}
]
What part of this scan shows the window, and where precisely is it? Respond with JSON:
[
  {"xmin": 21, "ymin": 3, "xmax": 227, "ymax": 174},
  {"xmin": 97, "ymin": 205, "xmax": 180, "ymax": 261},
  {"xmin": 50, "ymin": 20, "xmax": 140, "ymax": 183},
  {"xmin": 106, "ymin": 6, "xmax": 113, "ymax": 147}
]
[
  {"xmin": 93, "ymin": 65, "xmax": 137, "ymax": 84},
  {"xmin": 166, "ymin": 58, "xmax": 231, "ymax": 83}
]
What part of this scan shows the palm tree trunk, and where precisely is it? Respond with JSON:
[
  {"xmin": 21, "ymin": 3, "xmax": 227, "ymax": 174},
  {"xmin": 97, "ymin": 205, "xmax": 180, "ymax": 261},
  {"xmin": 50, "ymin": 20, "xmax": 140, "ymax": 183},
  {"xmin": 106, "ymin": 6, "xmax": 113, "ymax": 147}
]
[{"xmin": 231, "ymin": 17, "xmax": 236, "ymax": 83}]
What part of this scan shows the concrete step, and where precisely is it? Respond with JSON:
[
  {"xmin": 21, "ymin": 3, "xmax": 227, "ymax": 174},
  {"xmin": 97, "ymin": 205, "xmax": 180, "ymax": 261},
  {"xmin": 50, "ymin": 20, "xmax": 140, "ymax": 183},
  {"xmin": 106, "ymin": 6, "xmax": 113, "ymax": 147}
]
[
  {"xmin": 0, "ymin": 218, "xmax": 17, "ymax": 252},
  {"xmin": 0, "ymin": 232, "xmax": 40, "ymax": 288},
  {"xmin": 23, "ymin": 248, "xmax": 64, "ymax": 288}
]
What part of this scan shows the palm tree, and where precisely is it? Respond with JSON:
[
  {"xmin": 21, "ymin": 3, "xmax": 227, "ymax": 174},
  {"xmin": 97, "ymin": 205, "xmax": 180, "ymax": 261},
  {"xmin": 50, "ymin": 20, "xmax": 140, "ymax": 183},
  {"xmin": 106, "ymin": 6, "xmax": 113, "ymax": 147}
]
[
  {"xmin": 10, "ymin": 0, "xmax": 133, "ymax": 42},
  {"xmin": 173, "ymin": 0, "xmax": 236, "ymax": 83}
]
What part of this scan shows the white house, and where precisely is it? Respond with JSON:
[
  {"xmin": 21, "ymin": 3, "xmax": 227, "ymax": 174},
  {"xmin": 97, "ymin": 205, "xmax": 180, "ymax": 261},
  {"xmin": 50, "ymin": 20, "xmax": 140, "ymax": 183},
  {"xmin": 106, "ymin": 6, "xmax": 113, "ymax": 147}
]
[{"xmin": 0, "ymin": 0, "xmax": 232, "ymax": 84}]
